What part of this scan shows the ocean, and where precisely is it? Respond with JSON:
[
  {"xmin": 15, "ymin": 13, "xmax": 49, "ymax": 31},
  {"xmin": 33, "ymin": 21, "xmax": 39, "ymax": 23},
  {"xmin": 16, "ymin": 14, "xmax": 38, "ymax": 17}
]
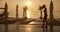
[{"xmin": 0, "ymin": 21, "xmax": 60, "ymax": 32}]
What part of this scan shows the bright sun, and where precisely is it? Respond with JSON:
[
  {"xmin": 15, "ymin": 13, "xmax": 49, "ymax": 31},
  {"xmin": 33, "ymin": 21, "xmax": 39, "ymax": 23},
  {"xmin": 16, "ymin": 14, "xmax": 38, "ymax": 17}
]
[
  {"xmin": 25, "ymin": 0, "xmax": 32, "ymax": 7},
  {"xmin": 24, "ymin": 0, "xmax": 31, "ymax": 18}
]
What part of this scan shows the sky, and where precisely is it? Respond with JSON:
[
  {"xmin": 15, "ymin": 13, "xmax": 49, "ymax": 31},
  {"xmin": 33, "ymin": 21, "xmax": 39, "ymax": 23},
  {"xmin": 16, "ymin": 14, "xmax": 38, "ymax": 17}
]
[{"xmin": 0, "ymin": 0, "xmax": 60, "ymax": 19}]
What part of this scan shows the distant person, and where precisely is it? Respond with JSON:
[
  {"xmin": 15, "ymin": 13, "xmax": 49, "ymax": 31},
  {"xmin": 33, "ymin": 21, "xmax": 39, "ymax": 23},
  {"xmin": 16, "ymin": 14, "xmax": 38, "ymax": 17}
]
[
  {"xmin": 43, "ymin": 5, "xmax": 47, "ymax": 21},
  {"xmin": 42, "ymin": 5, "xmax": 48, "ymax": 32}
]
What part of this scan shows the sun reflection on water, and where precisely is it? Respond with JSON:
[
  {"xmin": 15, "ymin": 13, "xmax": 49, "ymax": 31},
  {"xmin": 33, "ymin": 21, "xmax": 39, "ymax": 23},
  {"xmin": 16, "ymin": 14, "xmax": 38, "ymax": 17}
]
[{"xmin": 25, "ymin": 25, "xmax": 32, "ymax": 32}]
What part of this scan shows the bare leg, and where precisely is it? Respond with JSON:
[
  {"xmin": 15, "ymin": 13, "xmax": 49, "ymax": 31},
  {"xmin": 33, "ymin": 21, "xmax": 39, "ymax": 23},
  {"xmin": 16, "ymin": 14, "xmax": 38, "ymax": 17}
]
[
  {"xmin": 46, "ymin": 20, "xmax": 48, "ymax": 32},
  {"xmin": 43, "ymin": 20, "xmax": 45, "ymax": 32}
]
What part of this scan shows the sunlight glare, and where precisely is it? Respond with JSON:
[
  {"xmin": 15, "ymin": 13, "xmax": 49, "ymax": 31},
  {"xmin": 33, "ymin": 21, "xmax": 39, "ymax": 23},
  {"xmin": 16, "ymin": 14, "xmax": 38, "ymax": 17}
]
[
  {"xmin": 25, "ymin": 0, "xmax": 32, "ymax": 7},
  {"xmin": 27, "ymin": 10, "xmax": 31, "ymax": 18}
]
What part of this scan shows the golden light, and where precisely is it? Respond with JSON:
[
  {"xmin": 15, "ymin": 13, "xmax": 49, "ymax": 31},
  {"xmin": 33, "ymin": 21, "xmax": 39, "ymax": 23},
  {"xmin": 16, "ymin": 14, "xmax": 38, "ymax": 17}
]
[
  {"xmin": 25, "ymin": 25, "xmax": 32, "ymax": 32},
  {"xmin": 26, "ymin": 10, "xmax": 31, "ymax": 18},
  {"xmin": 29, "ymin": 22, "xmax": 35, "ymax": 24},
  {"xmin": 24, "ymin": 0, "xmax": 32, "ymax": 7}
]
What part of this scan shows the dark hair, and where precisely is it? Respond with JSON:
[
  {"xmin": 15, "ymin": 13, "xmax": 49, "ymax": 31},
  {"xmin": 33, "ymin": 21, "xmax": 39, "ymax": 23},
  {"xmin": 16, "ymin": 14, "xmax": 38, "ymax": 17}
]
[{"xmin": 42, "ymin": 5, "xmax": 46, "ymax": 8}]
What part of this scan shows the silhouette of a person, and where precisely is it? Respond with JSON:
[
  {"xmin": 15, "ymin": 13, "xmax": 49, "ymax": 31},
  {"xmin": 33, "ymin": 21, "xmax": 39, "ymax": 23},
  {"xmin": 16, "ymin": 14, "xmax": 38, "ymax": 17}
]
[
  {"xmin": 43, "ymin": 5, "xmax": 47, "ymax": 21},
  {"xmin": 42, "ymin": 5, "xmax": 48, "ymax": 32},
  {"xmin": 23, "ymin": 6, "xmax": 28, "ymax": 20}
]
